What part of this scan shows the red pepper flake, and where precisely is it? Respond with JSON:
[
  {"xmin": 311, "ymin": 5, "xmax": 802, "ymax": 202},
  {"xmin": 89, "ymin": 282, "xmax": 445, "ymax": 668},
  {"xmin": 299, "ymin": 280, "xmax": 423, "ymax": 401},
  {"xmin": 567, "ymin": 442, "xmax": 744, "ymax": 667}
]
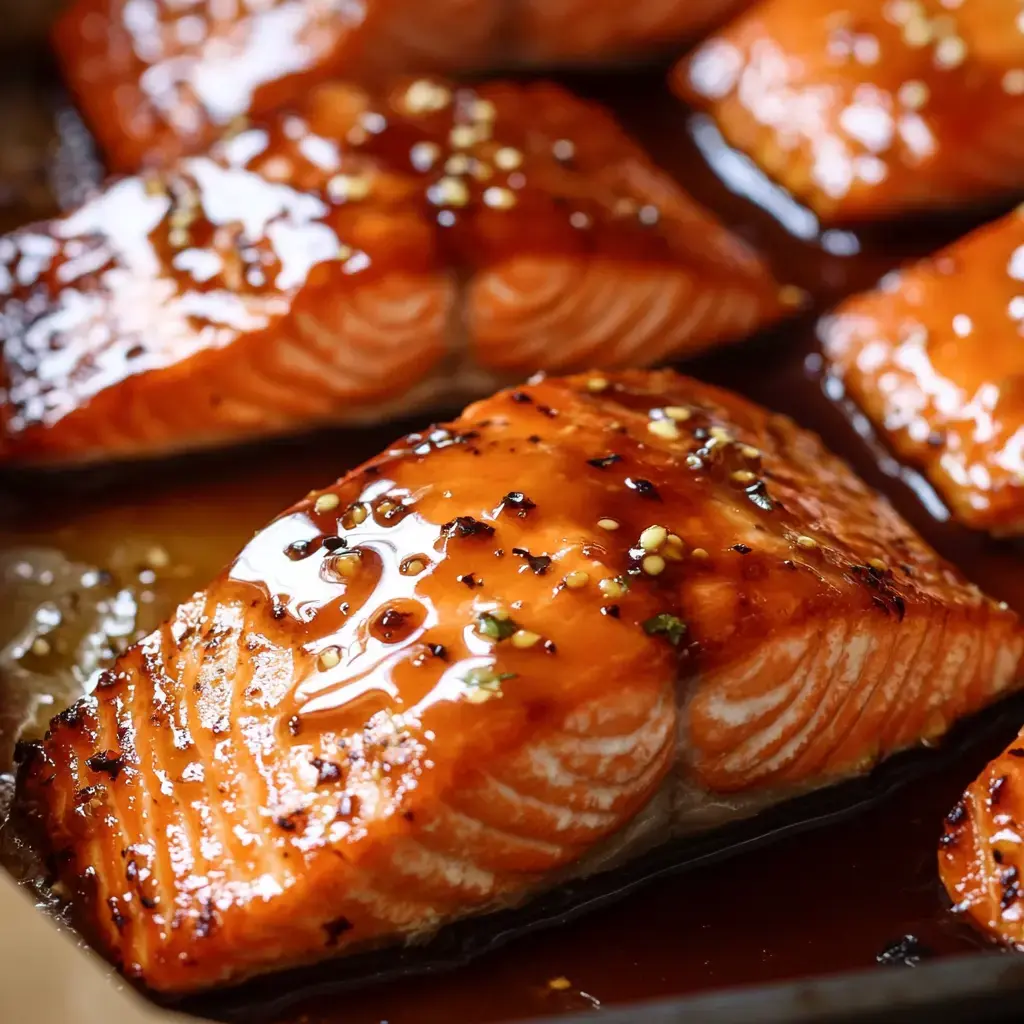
[
  {"xmin": 502, "ymin": 491, "xmax": 536, "ymax": 513},
  {"xmin": 323, "ymin": 916, "xmax": 354, "ymax": 946},
  {"xmin": 441, "ymin": 516, "xmax": 495, "ymax": 538},
  {"xmin": 310, "ymin": 757, "xmax": 342, "ymax": 785},
  {"xmin": 512, "ymin": 548, "xmax": 552, "ymax": 574}
]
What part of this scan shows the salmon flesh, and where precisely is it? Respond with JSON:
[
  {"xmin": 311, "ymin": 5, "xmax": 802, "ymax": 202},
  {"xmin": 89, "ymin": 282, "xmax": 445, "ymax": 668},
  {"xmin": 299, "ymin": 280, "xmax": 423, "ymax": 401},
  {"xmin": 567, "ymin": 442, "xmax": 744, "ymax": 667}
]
[{"xmin": 16, "ymin": 369, "xmax": 1022, "ymax": 993}]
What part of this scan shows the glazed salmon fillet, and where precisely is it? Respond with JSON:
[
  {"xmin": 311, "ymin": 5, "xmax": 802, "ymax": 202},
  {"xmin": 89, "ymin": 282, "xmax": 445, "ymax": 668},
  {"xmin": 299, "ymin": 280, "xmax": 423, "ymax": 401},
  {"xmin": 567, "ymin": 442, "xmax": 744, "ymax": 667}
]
[
  {"xmin": 0, "ymin": 77, "xmax": 789, "ymax": 467},
  {"xmin": 16, "ymin": 369, "xmax": 1022, "ymax": 992},
  {"xmin": 822, "ymin": 208, "xmax": 1024, "ymax": 535},
  {"xmin": 673, "ymin": 0, "xmax": 1024, "ymax": 223},
  {"xmin": 55, "ymin": 0, "xmax": 748, "ymax": 172},
  {"xmin": 940, "ymin": 732, "xmax": 1024, "ymax": 947}
]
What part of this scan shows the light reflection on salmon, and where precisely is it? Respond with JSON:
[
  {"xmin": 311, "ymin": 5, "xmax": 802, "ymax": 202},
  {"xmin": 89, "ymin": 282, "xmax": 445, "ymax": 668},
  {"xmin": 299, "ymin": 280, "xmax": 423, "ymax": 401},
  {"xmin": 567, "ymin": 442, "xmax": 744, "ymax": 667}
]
[
  {"xmin": 16, "ymin": 369, "xmax": 1021, "ymax": 992},
  {"xmin": 822, "ymin": 207, "xmax": 1024, "ymax": 536},
  {"xmin": 0, "ymin": 78, "xmax": 790, "ymax": 466},
  {"xmin": 673, "ymin": 0, "xmax": 1024, "ymax": 223},
  {"xmin": 55, "ymin": 0, "xmax": 751, "ymax": 171}
]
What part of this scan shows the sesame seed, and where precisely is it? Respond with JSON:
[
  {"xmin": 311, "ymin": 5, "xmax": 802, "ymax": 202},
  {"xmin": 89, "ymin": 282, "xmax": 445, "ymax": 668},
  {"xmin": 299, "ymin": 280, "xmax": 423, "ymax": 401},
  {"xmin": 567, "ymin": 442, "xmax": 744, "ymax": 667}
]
[
  {"xmin": 168, "ymin": 228, "xmax": 190, "ymax": 249},
  {"xmin": 377, "ymin": 500, "xmax": 396, "ymax": 515},
  {"xmin": 327, "ymin": 174, "xmax": 372, "ymax": 202},
  {"xmin": 586, "ymin": 377, "xmax": 609, "ymax": 392},
  {"xmin": 731, "ymin": 470, "xmax": 757, "ymax": 485},
  {"xmin": 690, "ymin": 548, "xmax": 709, "ymax": 560},
  {"xmin": 796, "ymin": 535, "xmax": 818, "ymax": 550},
  {"xmin": 471, "ymin": 98, "xmax": 497, "ymax": 121},
  {"xmin": 483, "ymin": 186, "xmax": 516, "ymax": 209},
  {"xmin": 31, "ymin": 637, "xmax": 51, "ymax": 657},
  {"xmin": 599, "ymin": 578, "xmax": 627, "ymax": 598},
  {"xmin": 935, "ymin": 35, "xmax": 966, "ymax": 67},
  {"xmin": 146, "ymin": 546, "xmax": 170, "ymax": 569},
  {"xmin": 445, "ymin": 154, "xmax": 471, "ymax": 175},
  {"xmin": 597, "ymin": 518, "xmax": 620, "ymax": 531},
  {"xmin": 510, "ymin": 629, "xmax": 541, "ymax": 649},
  {"xmin": 663, "ymin": 535, "xmax": 685, "ymax": 562},
  {"xmin": 1003, "ymin": 70, "xmax": 1024, "ymax": 95},
  {"xmin": 143, "ymin": 175, "xmax": 166, "ymax": 197},
  {"xmin": 333, "ymin": 553, "xmax": 361, "ymax": 578},
  {"xmin": 315, "ymin": 494, "xmax": 340, "ymax": 513},
  {"xmin": 639, "ymin": 525, "xmax": 668, "ymax": 551},
  {"xmin": 740, "ymin": 445, "xmax": 761, "ymax": 460},
  {"xmin": 348, "ymin": 504, "xmax": 368, "ymax": 525},
  {"xmin": 450, "ymin": 125, "xmax": 478, "ymax": 149},
  {"xmin": 775, "ymin": 284, "xmax": 805, "ymax": 308},
  {"xmin": 403, "ymin": 79, "xmax": 451, "ymax": 114},
  {"xmin": 642, "ymin": 555, "xmax": 666, "ymax": 576},
  {"xmin": 494, "ymin": 147, "xmax": 523, "ymax": 170},
  {"xmin": 410, "ymin": 141, "xmax": 441, "ymax": 171},
  {"xmin": 564, "ymin": 570, "xmax": 590, "ymax": 589},
  {"xmin": 663, "ymin": 406, "xmax": 691, "ymax": 422},
  {"xmin": 868, "ymin": 557, "xmax": 889, "ymax": 572},
  {"xmin": 902, "ymin": 16, "xmax": 933, "ymax": 47},
  {"xmin": 648, "ymin": 419, "xmax": 680, "ymax": 441},
  {"xmin": 709, "ymin": 427, "xmax": 733, "ymax": 443},
  {"xmin": 552, "ymin": 139, "xmax": 575, "ymax": 162},
  {"xmin": 336, "ymin": 244, "xmax": 353, "ymax": 261},
  {"xmin": 318, "ymin": 647, "xmax": 341, "ymax": 671},
  {"xmin": 401, "ymin": 558, "xmax": 426, "ymax": 576},
  {"xmin": 470, "ymin": 160, "xmax": 494, "ymax": 181},
  {"xmin": 898, "ymin": 79, "xmax": 930, "ymax": 109},
  {"xmin": 429, "ymin": 177, "xmax": 470, "ymax": 208},
  {"xmin": 548, "ymin": 977, "xmax": 572, "ymax": 991}
]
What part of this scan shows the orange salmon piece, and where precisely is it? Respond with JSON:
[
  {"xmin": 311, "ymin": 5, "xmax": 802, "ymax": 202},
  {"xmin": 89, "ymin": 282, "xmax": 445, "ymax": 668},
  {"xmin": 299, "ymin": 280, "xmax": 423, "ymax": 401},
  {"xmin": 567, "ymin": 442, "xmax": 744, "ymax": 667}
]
[
  {"xmin": 0, "ymin": 78, "xmax": 788, "ymax": 467},
  {"xmin": 822, "ymin": 208, "xmax": 1024, "ymax": 535},
  {"xmin": 55, "ymin": 0, "xmax": 749, "ymax": 172},
  {"xmin": 17, "ymin": 369, "xmax": 1021, "ymax": 993},
  {"xmin": 940, "ymin": 735, "xmax": 1024, "ymax": 948},
  {"xmin": 673, "ymin": 0, "xmax": 1024, "ymax": 223}
]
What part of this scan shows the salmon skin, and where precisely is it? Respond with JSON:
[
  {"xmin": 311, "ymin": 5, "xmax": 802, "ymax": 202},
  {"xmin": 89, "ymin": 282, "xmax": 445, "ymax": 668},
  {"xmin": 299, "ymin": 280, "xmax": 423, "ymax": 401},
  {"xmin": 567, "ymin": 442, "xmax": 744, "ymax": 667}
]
[
  {"xmin": 0, "ymin": 77, "xmax": 791, "ymax": 467},
  {"xmin": 55, "ymin": 0, "xmax": 749, "ymax": 171},
  {"xmin": 15, "ymin": 368, "xmax": 1022, "ymax": 993},
  {"xmin": 822, "ymin": 207, "xmax": 1024, "ymax": 536},
  {"xmin": 940, "ymin": 730, "xmax": 1024, "ymax": 948},
  {"xmin": 673, "ymin": 0, "xmax": 1024, "ymax": 223}
]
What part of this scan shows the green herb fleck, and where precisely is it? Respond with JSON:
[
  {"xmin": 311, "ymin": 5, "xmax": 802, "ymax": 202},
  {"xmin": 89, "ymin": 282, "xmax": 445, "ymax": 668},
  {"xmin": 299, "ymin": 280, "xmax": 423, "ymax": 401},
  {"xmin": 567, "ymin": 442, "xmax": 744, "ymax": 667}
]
[
  {"xmin": 642, "ymin": 613, "xmax": 687, "ymax": 646},
  {"xmin": 477, "ymin": 612, "xmax": 519, "ymax": 641},
  {"xmin": 463, "ymin": 666, "xmax": 518, "ymax": 693}
]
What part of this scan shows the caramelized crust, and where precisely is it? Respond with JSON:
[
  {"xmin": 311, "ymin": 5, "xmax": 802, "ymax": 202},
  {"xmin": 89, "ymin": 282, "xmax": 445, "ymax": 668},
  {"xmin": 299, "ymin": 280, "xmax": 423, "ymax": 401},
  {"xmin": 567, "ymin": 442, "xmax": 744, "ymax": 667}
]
[
  {"xmin": 673, "ymin": 0, "xmax": 1024, "ymax": 222},
  {"xmin": 940, "ymin": 735, "xmax": 1024, "ymax": 947},
  {"xmin": 822, "ymin": 208, "xmax": 1024, "ymax": 535},
  {"xmin": 18, "ymin": 369, "xmax": 1021, "ymax": 992},
  {"xmin": 55, "ymin": 0, "xmax": 748, "ymax": 172},
  {"xmin": 0, "ymin": 78, "xmax": 788, "ymax": 466}
]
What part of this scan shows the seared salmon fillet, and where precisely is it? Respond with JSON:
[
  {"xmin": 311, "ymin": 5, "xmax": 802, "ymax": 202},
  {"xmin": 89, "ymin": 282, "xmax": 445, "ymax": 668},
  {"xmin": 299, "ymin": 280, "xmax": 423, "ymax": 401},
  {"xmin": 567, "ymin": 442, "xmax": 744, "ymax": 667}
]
[
  {"xmin": 16, "ymin": 369, "xmax": 1022, "ymax": 992},
  {"xmin": 940, "ymin": 733, "xmax": 1024, "ymax": 947},
  {"xmin": 821, "ymin": 208, "xmax": 1024, "ymax": 535},
  {"xmin": 55, "ymin": 0, "xmax": 748, "ymax": 172},
  {"xmin": 0, "ymin": 77, "xmax": 788, "ymax": 467},
  {"xmin": 673, "ymin": 0, "xmax": 1024, "ymax": 223}
]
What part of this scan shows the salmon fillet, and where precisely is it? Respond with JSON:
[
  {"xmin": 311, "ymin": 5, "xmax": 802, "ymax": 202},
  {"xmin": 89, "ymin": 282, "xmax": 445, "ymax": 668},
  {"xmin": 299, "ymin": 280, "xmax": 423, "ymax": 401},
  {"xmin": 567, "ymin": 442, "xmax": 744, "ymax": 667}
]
[
  {"xmin": 16, "ymin": 368, "xmax": 1022, "ymax": 993},
  {"xmin": 55, "ymin": 0, "xmax": 748, "ymax": 172},
  {"xmin": 0, "ymin": 77, "xmax": 789, "ymax": 467},
  {"xmin": 822, "ymin": 208, "xmax": 1024, "ymax": 535},
  {"xmin": 940, "ymin": 732, "xmax": 1024, "ymax": 948},
  {"xmin": 673, "ymin": 0, "xmax": 1024, "ymax": 223}
]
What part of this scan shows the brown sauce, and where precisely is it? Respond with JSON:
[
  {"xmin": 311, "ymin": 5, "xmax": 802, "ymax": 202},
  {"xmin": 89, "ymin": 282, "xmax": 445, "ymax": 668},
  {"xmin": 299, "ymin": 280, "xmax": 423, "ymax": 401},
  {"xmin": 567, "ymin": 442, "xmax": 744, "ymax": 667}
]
[{"xmin": 1, "ymin": 65, "xmax": 1022, "ymax": 1023}]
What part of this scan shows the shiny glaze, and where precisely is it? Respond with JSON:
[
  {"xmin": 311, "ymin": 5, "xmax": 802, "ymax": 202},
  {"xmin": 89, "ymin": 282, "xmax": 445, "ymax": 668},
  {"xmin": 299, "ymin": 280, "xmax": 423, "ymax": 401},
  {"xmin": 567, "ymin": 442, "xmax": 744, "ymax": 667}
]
[
  {"xmin": 15, "ymin": 368, "xmax": 1023, "ymax": 993},
  {"xmin": 822, "ymin": 207, "xmax": 1024, "ymax": 536},
  {"xmin": 939, "ymin": 728, "xmax": 1024, "ymax": 950},
  {"xmin": 54, "ymin": 0, "xmax": 750, "ymax": 171},
  {"xmin": 674, "ymin": 0, "xmax": 1024, "ymax": 223},
  {"xmin": 0, "ymin": 76, "xmax": 788, "ymax": 466}
]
